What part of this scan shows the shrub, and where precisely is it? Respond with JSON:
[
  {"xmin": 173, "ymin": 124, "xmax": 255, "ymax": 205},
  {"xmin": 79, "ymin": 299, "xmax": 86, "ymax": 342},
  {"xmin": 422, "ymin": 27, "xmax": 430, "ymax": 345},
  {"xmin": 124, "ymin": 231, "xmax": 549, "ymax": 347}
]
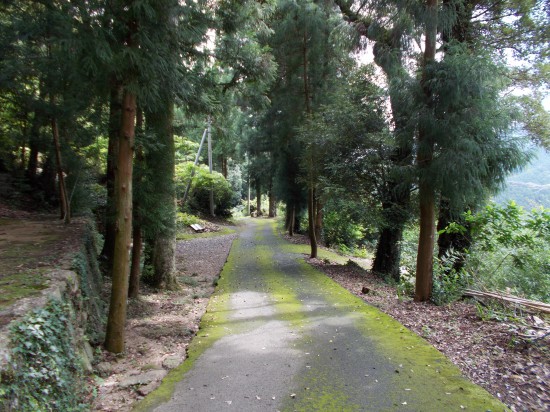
[
  {"xmin": 176, "ymin": 163, "xmax": 236, "ymax": 216},
  {"xmin": 464, "ymin": 202, "xmax": 550, "ymax": 302},
  {"xmin": 432, "ymin": 250, "xmax": 472, "ymax": 306}
]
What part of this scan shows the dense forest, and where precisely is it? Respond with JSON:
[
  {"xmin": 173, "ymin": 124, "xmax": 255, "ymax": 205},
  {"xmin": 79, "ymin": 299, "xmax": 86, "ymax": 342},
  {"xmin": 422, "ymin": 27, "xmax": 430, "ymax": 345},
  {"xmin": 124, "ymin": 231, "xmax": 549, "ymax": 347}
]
[{"xmin": 0, "ymin": 0, "xmax": 548, "ymax": 355}]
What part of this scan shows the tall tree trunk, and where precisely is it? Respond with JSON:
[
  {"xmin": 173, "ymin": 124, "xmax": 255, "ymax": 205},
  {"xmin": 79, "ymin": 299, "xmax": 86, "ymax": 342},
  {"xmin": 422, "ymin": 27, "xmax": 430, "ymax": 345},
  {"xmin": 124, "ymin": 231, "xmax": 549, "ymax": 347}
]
[
  {"xmin": 220, "ymin": 155, "xmax": 228, "ymax": 178},
  {"xmin": 105, "ymin": 89, "xmax": 136, "ymax": 353},
  {"xmin": 100, "ymin": 83, "xmax": 122, "ymax": 271},
  {"xmin": 287, "ymin": 203, "xmax": 295, "ymax": 236},
  {"xmin": 307, "ymin": 188, "xmax": 317, "ymax": 258},
  {"xmin": 51, "ymin": 115, "xmax": 70, "ymax": 224},
  {"xmin": 314, "ymin": 199, "xmax": 322, "ymax": 244},
  {"xmin": 128, "ymin": 108, "xmax": 144, "ymax": 299},
  {"xmin": 268, "ymin": 179, "xmax": 276, "ymax": 217},
  {"xmin": 146, "ymin": 100, "xmax": 179, "ymax": 290},
  {"xmin": 415, "ymin": 0, "xmax": 438, "ymax": 302},
  {"xmin": 256, "ymin": 180, "xmax": 262, "ymax": 216},
  {"xmin": 128, "ymin": 223, "xmax": 142, "ymax": 299},
  {"xmin": 415, "ymin": 181, "xmax": 435, "ymax": 301}
]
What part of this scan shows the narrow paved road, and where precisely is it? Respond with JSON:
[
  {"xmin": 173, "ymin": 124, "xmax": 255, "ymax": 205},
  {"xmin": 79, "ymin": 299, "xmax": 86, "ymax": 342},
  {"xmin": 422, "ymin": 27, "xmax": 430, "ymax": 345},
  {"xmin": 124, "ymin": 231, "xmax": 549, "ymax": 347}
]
[{"xmin": 136, "ymin": 219, "xmax": 507, "ymax": 412}]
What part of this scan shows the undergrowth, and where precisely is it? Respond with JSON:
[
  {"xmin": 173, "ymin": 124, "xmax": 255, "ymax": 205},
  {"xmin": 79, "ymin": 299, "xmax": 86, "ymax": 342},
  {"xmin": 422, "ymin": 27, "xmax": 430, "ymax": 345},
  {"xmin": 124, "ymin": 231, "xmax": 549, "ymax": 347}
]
[{"xmin": 0, "ymin": 300, "xmax": 88, "ymax": 411}]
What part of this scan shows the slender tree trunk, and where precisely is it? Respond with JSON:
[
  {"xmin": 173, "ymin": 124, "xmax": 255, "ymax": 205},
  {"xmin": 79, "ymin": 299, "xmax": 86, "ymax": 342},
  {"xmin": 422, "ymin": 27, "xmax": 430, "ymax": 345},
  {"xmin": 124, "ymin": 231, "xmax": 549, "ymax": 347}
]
[
  {"xmin": 128, "ymin": 224, "xmax": 142, "ymax": 299},
  {"xmin": 256, "ymin": 181, "xmax": 262, "ymax": 216},
  {"xmin": 308, "ymin": 188, "xmax": 317, "ymax": 258},
  {"xmin": 286, "ymin": 203, "xmax": 295, "ymax": 236},
  {"xmin": 414, "ymin": 0, "xmax": 438, "ymax": 302},
  {"xmin": 147, "ymin": 101, "xmax": 179, "ymax": 291},
  {"xmin": 105, "ymin": 89, "xmax": 136, "ymax": 353},
  {"xmin": 314, "ymin": 199, "xmax": 322, "ymax": 244},
  {"xmin": 128, "ymin": 108, "xmax": 143, "ymax": 299},
  {"xmin": 285, "ymin": 204, "xmax": 292, "ymax": 235},
  {"xmin": 27, "ymin": 91, "xmax": 46, "ymax": 181},
  {"xmin": 51, "ymin": 115, "xmax": 70, "ymax": 224},
  {"xmin": 268, "ymin": 180, "xmax": 276, "ymax": 217},
  {"xmin": 247, "ymin": 174, "xmax": 251, "ymax": 216},
  {"xmin": 220, "ymin": 155, "xmax": 228, "ymax": 178},
  {"xmin": 415, "ymin": 181, "xmax": 435, "ymax": 301},
  {"xmin": 100, "ymin": 83, "xmax": 122, "ymax": 271}
]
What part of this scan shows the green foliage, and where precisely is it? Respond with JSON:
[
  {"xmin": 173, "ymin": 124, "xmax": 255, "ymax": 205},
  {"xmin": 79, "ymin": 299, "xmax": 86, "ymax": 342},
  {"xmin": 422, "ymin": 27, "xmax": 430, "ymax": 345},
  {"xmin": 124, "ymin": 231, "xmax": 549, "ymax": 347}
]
[
  {"xmin": 464, "ymin": 202, "xmax": 550, "ymax": 301},
  {"xmin": 176, "ymin": 212, "xmax": 201, "ymax": 228},
  {"xmin": 416, "ymin": 46, "xmax": 531, "ymax": 211},
  {"xmin": 431, "ymin": 252, "xmax": 472, "ymax": 306},
  {"xmin": 176, "ymin": 163, "xmax": 235, "ymax": 216},
  {"xmin": 323, "ymin": 211, "xmax": 365, "ymax": 251},
  {"xmin": 1, "ymin": 300, "xmax": 87, "ymax": 411}
]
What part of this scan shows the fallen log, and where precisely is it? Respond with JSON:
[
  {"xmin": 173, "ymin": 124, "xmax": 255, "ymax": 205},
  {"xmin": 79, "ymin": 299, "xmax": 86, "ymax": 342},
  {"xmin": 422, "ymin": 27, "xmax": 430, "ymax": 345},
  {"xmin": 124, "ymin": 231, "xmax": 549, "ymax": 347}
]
[{"xmin": 464, "ymin": 289, "xmax": 550, "ymax": 314}]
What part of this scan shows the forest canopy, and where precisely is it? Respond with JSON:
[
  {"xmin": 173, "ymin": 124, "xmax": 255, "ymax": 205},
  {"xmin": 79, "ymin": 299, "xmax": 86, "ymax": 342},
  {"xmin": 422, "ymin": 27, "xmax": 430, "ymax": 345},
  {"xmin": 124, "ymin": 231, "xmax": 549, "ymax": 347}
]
[{"xmin": 0, "ymin": 0, "xmax": 548, "ymax": 353}]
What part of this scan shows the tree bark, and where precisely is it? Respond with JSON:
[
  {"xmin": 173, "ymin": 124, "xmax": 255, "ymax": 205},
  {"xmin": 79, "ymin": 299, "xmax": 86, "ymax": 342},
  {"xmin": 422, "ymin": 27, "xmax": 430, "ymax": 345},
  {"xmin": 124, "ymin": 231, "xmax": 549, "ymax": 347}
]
[
  {"xmin": 51, "ymin": 115, "xmax": 70, "ymax": 224},
  {"xmin": 308, "ymin": 188, "xmax": 317, "ymax": 258},
  {"xmin": 100, "ymin": 83, "xmax": 122, "ymax": 271},
  {"xmin": 128, "ymin": 223, "xmax": 142, "ymax": 299},
  {"xmin": 314, "ymin": 199, "xmax": 322, "ymax": 244},
  {"xmin": 128, "ymin": 108, "xmax": 144, "ymax": 299},
  {"xmin": 414, "ymin": 0, "xmax": 438, "ymax": 302},
  {"xmin": 105, "ymin": 89, "xmax": 136, "ymax": 354},
  {"xmin": 256, "ymin": 180, "xmax": 262, "ymax": 216},
  {"xmin": 287, "ymin": 204, "xmax": 295, "ymax": 236},
  {"xmin": 220, "ymin": 155, "xmax": 228, "ymax": 178},
  {"xmin": 147, "ymin": 102, "xmax": 179, "ymax": 291},
  {"xmin": 268, "ymin": 179, "xmax": 276, "ymax": 217},
  {"xmin": 415, "ymin": 181, "xmax": 435, "ymax": 301}
]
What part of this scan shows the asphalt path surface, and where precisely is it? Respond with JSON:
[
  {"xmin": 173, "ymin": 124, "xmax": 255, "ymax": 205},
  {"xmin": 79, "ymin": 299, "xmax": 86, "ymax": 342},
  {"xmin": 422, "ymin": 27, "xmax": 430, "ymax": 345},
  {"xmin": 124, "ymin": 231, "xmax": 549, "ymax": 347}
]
[{"xmin": 140, "ymin": 219, "xmax": 507, "ymax": 412}]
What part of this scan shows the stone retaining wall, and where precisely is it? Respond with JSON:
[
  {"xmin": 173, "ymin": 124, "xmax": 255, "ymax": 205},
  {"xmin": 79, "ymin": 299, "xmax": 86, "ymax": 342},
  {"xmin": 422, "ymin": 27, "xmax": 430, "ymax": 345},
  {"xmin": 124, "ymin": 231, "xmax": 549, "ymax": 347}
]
[{"xmin": 0, "ymin": 222, "xmax": 105, "ymax": 410}]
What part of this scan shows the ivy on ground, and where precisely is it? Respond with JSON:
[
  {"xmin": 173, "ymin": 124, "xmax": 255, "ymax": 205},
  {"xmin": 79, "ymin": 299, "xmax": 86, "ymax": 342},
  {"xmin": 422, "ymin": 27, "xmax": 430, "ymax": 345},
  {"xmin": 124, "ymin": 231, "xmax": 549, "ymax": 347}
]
[{"xmin": 0, "ymin": 299, "xmax": 87, "ymax": 411}]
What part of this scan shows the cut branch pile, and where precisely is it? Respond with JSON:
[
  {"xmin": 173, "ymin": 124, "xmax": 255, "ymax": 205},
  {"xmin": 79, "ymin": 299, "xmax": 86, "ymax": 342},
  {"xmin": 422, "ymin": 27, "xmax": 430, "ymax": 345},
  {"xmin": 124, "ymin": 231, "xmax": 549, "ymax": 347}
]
[{"xmin": 464, "ymin": 289, "xmax": 550, "ymax": 314}]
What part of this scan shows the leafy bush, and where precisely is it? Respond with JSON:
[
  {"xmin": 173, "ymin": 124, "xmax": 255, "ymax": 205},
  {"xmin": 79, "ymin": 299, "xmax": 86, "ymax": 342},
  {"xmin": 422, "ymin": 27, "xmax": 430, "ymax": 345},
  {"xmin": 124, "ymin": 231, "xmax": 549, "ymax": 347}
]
[
  {"xmin": 431, "ymin": 250, "xmax": 472, "ymax": 306},
  {"xmin": 176, "ymin": 212, "xmax": 201, "ymax": 229},
  {"xmin": 176, "ymin": 163, "xmax": 236, "ymax": 216},
  {"xmin": 320, "ymin": 198, "xmax": 378, "ymax": 255},
  {"xmin": 323, "ymin": 210, "xmax": 365, "ymax": 251},
  {"xmin": 464, "ymin": 202, "xmax": 550, "ymax": 302}
]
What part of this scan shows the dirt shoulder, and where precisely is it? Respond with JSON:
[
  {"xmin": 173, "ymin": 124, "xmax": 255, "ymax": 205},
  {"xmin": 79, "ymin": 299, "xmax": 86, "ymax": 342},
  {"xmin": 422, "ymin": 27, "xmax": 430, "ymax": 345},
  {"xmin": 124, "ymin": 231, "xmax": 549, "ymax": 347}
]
[{"xmin": 91, "ymin": 229, "xmax": 237, "ymax": 411}]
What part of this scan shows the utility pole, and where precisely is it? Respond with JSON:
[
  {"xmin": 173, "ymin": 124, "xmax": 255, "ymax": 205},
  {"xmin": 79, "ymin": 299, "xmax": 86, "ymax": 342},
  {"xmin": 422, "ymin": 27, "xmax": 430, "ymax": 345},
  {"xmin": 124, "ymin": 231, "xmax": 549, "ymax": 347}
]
[
  {"xmin": 181, "ymin": 128, "xmax": 207, "ymax": 206},
  {"xmin": 208, "ymin": 117, "xmax": 215, "ymax": 216}
]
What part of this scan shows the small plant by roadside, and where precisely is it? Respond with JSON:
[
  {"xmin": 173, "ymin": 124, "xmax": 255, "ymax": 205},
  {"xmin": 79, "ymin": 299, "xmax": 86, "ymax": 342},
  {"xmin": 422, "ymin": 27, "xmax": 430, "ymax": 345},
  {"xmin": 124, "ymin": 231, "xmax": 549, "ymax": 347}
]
[{"xmin": 431, "ymin": 250, "xmax": 472, "ymax": 306}]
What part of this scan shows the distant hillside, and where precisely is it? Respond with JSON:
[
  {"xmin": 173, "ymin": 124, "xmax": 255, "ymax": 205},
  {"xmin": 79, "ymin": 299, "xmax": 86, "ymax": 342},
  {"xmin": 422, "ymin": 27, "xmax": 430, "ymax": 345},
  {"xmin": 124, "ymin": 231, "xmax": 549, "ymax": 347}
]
[{"xmin": 493, "ymin": 147, "xmax": 550, "ymax": 209}]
